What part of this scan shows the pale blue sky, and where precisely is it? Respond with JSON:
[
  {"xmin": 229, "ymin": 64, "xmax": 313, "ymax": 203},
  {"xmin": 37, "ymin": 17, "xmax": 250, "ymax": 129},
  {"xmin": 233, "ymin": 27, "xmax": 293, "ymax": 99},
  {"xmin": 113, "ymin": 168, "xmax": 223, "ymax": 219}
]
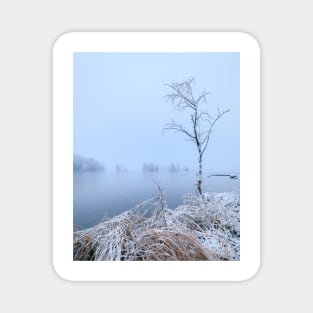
[{"xmin": 74, "ymin": 52, "xmax": 240, "ymax": 172}]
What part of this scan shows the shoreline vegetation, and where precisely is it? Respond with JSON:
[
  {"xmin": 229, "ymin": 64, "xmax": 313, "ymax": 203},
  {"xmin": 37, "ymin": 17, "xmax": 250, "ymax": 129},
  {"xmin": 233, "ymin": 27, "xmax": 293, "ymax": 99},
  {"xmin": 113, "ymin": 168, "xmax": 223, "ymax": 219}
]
[
  {"xmin": 73, "ymin": 154, "xmax": 104, "ymax": 172},
  {"xmin": 73, "ymin": 190, "xmax": 240, "ymax": 261}
]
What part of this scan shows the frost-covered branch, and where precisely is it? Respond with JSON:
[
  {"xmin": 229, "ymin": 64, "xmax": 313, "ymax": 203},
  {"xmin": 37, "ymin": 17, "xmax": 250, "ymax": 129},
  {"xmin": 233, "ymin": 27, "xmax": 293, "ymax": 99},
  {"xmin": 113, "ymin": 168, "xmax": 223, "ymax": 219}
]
[{"xmin": 164, "ymin": 121, "xmax": 196, "ymax": 142}]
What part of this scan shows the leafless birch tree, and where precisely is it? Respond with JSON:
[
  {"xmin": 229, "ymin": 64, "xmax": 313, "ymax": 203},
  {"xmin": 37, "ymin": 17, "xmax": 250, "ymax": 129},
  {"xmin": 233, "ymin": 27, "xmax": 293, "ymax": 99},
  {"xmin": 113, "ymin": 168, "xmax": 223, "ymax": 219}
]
[{"xmin": 164, "ymin": 78, "xmax": 229, "ymax": 195}]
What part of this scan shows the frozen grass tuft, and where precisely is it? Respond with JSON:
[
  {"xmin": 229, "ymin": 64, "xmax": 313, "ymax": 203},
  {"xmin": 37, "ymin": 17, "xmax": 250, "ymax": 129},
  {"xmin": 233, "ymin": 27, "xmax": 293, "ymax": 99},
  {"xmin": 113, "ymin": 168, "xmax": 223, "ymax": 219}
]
[{"xmin": 73, "ymin": 190, "xmax": 240, "ymax": 261}]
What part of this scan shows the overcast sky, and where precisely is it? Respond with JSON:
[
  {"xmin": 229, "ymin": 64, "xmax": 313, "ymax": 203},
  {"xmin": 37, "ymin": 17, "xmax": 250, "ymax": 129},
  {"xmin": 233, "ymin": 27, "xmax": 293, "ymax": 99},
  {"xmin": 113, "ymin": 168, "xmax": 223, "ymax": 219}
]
[{"xmin": 74, "ymin": 52, "xmax": 240, "ymax": 172}]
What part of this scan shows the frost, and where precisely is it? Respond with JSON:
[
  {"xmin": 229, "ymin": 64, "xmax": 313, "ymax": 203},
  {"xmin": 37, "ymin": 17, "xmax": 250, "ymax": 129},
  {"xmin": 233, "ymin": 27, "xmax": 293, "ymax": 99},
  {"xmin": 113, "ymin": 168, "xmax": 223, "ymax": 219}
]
[{"xmin": 73, "ymin": 191, "xmax": 240, "ymax": 261}]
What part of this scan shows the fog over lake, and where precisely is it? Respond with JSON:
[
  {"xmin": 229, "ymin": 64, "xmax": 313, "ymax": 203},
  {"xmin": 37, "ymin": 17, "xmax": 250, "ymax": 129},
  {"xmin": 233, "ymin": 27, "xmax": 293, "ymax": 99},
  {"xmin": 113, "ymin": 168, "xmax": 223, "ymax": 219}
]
[
  {"xmin": 74, "ymin": 53, "xmax": 240, "ymax": 172},
  {"xmin": 74, "ymin": 170, "xmax": 239, "ymax": 229},
  {"xmin": 73, "ymin": 52, "xmax": 240, "ymax": 231}
]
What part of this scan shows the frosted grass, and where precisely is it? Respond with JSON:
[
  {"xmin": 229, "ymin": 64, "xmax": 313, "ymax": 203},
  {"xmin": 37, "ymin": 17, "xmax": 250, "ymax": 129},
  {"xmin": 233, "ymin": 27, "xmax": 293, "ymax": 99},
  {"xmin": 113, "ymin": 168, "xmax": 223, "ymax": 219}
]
[{"xmin": 73, "ymin": 191, "xmax": 240, "ymax": 261}]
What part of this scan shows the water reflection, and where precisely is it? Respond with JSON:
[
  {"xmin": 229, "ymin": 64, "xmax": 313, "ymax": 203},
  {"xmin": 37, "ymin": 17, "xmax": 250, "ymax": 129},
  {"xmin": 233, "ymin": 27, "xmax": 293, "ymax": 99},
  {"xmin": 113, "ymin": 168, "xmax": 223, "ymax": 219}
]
[{"xmin": 74, "ymin": 170, "xmax": 239, "ymax": 229}]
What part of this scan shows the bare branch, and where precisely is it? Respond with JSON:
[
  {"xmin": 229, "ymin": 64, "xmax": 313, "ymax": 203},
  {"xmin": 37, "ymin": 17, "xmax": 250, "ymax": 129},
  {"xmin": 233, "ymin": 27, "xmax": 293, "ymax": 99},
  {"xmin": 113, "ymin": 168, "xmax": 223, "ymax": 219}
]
[
  {"xmin": 200, "ymin": 109, "xmax": 230, "ymax": 156},
  {"xmin": 165, "ymin": 93, "xmax": 195, "ymax": 111},
  {"xmin": 164, "ymin": 121, "xmax": 196, "ymax": 142},
  {"xmin": 165, "ymin": 80, "xmax": 197, "ymax": 110},
  {"xmin": 197, "ymin": 112, "xmax": 212, "ymax": 122},
  {"xmin": 196, "ymin": 90, "xmax": 210, "ymax": 104}
]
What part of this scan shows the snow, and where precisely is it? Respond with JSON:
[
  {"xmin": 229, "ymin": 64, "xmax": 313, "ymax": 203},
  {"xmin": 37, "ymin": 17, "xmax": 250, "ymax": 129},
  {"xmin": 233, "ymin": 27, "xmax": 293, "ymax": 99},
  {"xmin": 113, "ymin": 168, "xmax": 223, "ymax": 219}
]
[{"xmin": 73, "ymin": 191, "xmax": 240, "ymax": 261}]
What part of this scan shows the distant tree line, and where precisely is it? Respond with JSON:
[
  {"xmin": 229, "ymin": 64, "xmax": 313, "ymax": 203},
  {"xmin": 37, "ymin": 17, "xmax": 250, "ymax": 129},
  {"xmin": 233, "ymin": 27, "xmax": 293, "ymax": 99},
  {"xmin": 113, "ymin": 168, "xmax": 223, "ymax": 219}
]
[
  {"xmin": 73, "ymin": 154, "xmax": 104, "ymax": 172},
  {"xmin": 116, "ymin": 164, "xmax": 128, "ymax": 172},
  {"xmin": 142, "ymin": 163, "xmax": 159, "ymax": 172},
  {"xmin": 142, "ymin": 162, "xmax": 190, "ymax": 172},
  {"xmin": 168, "ymin": 163, "xmax": 190, "ymax": 172},
  {"xmin": 169, "ymin": 163, "xmax": 180, "ymax": 172}
]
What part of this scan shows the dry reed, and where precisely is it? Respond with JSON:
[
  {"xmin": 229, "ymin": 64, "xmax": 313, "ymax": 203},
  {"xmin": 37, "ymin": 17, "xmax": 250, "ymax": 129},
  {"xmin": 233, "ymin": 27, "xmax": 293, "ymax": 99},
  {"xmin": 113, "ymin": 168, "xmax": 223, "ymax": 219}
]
[{"xmin": 73, "ymin": 190, "xmax": 240, "ymax": 261}]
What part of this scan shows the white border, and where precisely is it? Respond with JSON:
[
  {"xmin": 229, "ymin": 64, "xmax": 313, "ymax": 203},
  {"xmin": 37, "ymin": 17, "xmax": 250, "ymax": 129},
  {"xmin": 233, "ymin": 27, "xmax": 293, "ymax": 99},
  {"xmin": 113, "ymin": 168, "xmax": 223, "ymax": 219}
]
[{"xmin": 53, "ymin": 32, "xmax": 260, "ymax": 281}]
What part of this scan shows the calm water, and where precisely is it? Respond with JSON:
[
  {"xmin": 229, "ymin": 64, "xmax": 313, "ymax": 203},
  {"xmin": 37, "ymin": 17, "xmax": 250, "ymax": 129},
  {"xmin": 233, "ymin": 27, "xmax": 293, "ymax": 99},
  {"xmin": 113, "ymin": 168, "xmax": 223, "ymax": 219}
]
[{"xmin": 74, "ymin": 170, "xmax": 239, "ymax": 229}]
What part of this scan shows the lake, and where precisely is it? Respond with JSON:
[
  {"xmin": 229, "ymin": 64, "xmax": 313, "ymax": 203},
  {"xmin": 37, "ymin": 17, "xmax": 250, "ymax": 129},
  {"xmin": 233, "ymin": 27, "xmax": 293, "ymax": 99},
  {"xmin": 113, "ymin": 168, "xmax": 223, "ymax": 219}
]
[{"xmin": 74, "ymin": 170, "xmax": 240, "ymax": 230}]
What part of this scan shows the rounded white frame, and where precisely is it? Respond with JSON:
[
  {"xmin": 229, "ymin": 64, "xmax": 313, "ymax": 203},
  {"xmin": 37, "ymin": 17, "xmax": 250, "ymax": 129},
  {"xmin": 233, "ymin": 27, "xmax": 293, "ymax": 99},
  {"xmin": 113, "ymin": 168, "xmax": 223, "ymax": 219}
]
[{"xmin": 53, "ymin": 32, "xmax": 260, "ymax": 281}]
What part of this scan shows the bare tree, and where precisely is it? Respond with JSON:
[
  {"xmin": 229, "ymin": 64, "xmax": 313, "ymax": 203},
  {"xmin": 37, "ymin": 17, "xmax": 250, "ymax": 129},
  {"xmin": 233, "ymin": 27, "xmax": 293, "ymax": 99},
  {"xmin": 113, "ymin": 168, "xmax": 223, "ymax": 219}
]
[{"xmin": 164, "ymin": 78, "xmax": 229, "ymax": 195}]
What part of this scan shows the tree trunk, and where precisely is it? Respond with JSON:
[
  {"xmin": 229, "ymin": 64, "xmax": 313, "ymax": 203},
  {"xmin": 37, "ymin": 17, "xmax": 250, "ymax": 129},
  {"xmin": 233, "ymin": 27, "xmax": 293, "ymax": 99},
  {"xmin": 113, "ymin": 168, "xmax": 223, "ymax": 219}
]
[{"xmin": 197, "ymin": 151, "xmax": 203, "ymax": 195}]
